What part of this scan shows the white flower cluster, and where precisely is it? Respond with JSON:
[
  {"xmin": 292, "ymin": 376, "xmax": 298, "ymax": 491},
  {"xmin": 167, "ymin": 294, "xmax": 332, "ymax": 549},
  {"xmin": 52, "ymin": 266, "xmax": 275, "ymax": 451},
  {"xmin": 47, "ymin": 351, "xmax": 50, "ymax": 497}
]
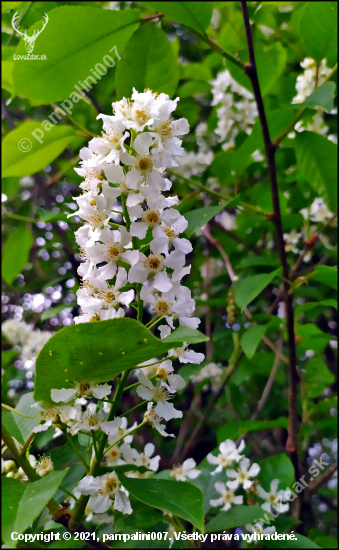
[
  {"xmin": 70, "ymin": 88, "xmax": 200, "ymax": 334},
  {"xmin": 190, "ymin": 362, "xmax": 224, "ymax": 393},
  {"xmin": 210, "ymin": 70, "xmax": 258, "ymax": 150},
  {"xmin": 292, "ymin": 58, "xmax": 336, "ymax": 140},
  {"xmin": 207, "ymin": 439, "xmax": 289, "ymax": 523},
  {"xmin": 2, "ymin": 319, "xmax": 52, "ymax": 369}
]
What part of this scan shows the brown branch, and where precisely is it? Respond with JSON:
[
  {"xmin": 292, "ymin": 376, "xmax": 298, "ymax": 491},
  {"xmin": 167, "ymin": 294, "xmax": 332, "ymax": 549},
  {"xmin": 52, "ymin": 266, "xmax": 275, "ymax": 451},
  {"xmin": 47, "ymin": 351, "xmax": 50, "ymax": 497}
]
[
  {"xmin": 251, "ymin": 336, "xmax": 283, "ymax": 421},
  {"xmin": 308, "ymin": 461, "xmax": 338, "ymax": 495},
  {"xmin": 241, "ymin": 2, "xmax": 299, "ymax": 476},
  {"xmin": 140, "ymin": 13, "xmax": 164, "ymax": 22}
]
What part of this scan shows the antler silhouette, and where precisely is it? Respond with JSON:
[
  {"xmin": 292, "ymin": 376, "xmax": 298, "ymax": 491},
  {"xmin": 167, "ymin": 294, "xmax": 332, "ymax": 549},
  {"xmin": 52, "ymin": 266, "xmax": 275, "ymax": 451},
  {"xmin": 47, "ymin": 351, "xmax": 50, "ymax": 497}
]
[
  {"xmin": 11, "ymin": 11, "xmax": 27, "ymax": 38},
  {"xmin": 31, "ymin": 13, "xmax": 49, "ymax": 38}
]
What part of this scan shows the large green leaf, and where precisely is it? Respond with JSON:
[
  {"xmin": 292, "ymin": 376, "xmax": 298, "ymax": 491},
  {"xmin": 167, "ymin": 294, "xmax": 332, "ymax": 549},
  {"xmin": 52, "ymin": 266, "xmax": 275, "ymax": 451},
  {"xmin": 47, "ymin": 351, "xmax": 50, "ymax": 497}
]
[
  {"xmin": 2, "ymin": 392, "xmax": 39, "ymax": 446},
  {"xmin": 296, "ymin": 324, "xmax": 332, "ymax": 354},
  {"xmin": 295, "ymin": 299, "xmax": 338, "ymax": 317},
  {"xmin": 304, "ymin": 356, "xmax": 335, "ymax": 398},
  {"xmin": 227, "ymin": 42, "xmax": 287, "ymax": 97},
  {"xmin": 205, "ymin": 505, "xmax": 266, "ymax": 533},
  {"xmin": 184, "ymin": 204, "xmax": 228, "ymax": 237},
  {"xmin": 50, "ymin": 440, "xmax": 86, "ymax": 502},
  {"xmin": 116, "ymin": 23, "xmax": 178, "ymax": 99},
  {"xmin": 257, "ymin": 453, "xmax": 294, "ymax": 492},
  {"xmin": 2, "ymin": 470, "xmax": 68, "ymax": 547},
  {"xmin": 232, "ymin": 268, "xmax": 282, "ymax": 310},
  {"xmin": 13, "ymin": 7, "xmax": 140, "ymax": 103},
  {"xmin": 2, "ymin": 120, "xmax": 75, "ymax": 178},
  {"xmin": 140, "ymin": 2, "xmax": 213, "ymax": 33},
  {"xmin": 295, "ymin": 131, "xmax": 338, "ymax": 206},
  {"xmin": 283, "ymin": 81, "xmax": 336, "ymax": 112},
  {"xmin": 217, "ymin": 417, "xmax": 288, "ymax": 443},
  {"xmin": 34, "ymin": 318, "xmax": 207, "ymax": 403},
  {"xmin": 311, "ymin": 266, "xmax": 338, "ymax": 290},
  {"xmin": 240, "ymin": 325, "xmax": 268, "ymax": 358},
  {"xmin": 2, "ymin": 226, "xmax": 33, "ymax": 285},
  {"xmin": 299, "ymin": 2, "xmax": 337, "ymax": 66},
  {"xmin": 120, "ymin": 476, "xmax": 204, "ymax": 532}
]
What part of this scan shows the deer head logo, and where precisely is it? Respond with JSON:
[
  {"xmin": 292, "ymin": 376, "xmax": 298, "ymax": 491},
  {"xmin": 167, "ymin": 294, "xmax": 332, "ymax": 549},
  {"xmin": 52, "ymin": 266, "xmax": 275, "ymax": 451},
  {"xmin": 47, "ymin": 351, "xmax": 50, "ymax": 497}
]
[{"xmin": 12, "ymin": 11, "xmax": 49, "ymax": 54}]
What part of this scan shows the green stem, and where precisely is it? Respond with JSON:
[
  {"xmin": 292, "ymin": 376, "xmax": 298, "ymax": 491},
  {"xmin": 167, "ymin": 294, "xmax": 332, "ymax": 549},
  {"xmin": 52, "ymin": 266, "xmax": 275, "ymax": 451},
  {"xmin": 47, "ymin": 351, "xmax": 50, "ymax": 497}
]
[
  {"xmin": 121, "ymin": 194, "xmax": 131, "ymax": 231},
  {"xmin": 2, "ymin": 403, "xmax": 41, "ymax": 418},
  {"xmin": 64, "ymin": 432, "xmax": 90, "ymax": 472},
  {"xmin": 51, "ymin": 103, "xmax": 96, "ymax": 137},
  {"xmin": 69, "ymin": 369, "xmax": 131, "ymax": 530},
  {"xmin": 91, "ymin": 431, "xmax": 100, "ymax": 462},
  {"xmin": 3, "ymin": 212, "xmax": 38, "ymax": 224},
  {"xmin": 123, "ymin": 373, "xmax": 158, "ymax": 393},
  {"xmin": 137, "ymin": 283, "xmax": 143, "ymax": 323},
  {"xmin": 145, "ymin": 315, "xmax": 159, "ymax": 328},
  {"xmin": 103, "ymin": 422, "xmax": 145, "ymax": 457},
  {"xmin": 147, "ymin": 315, "xmax": 164, "ymax": 330},
  {"xmin": 59, "ymin": 485, "xmax": 79, "ymax": 502},
  {"xmin": 108, "ymin": 221, "xmax": 121, "ymax": 228},
  {"xmin": 121, "ymin": 400, "xmax": 148, "ymax": 417}
]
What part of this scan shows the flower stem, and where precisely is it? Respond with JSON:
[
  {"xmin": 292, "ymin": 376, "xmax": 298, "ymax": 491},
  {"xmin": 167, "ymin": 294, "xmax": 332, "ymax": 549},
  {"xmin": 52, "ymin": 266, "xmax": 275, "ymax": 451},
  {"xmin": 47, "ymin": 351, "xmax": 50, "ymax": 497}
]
[
  {"xmin": 64, "ymin": 432, "xmax": 90, "ymax": 472},
  {"xmin": 1, "ymin": 403, "xmax": 41, "ymax": 419},
  {"xmin": 59, "ymin": 485, "xmax": 79, "ymax": 502},
  {"xmin": 147, "ymin": 315, "xmax": 164, "ymax": 330},
  {"xmin": 103, "ymin": 421, "xmax": 146, "ymax": 456},
  {"xmin": 121, "ymin": 400, "xmax": 148, "ymax": 417}
]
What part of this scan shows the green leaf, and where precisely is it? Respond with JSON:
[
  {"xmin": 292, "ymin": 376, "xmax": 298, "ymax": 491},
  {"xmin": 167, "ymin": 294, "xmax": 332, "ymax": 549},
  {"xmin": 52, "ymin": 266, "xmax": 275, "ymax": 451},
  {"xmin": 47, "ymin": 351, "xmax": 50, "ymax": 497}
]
[
  {"xmin": 283, "ymin": 81, "xmax": 336, "ymax": 112},
  {"xmin": 2, "ymin": 177, "xmax": 20, "ymax": 198},
  {"xmin": 120, "ymin": 476, "xmax": 204, "ymax": 532},
  {"xmin": 140, "ymin": 2, "xmax": 213, "ymax": 33},
  {"xmin": 179, "ymin": 80, "xmax": 211, "ymax": 98},
  {"xmin": 184, "ymin": 203, "xmax": 228, "ymax": 237},
  {"xmin": 34, "ymin": 318, "xmax": 207, "ymax": 403},
  {"xmin": 205, "ymin": 505, "xmax": 266, "ymax": 533},
  {"xmin": 40, "ymin": 303, "xmax": 73, "ymax": 321},
  {"xmin": 217, "ymin": 417, "xmax": 288, "ymax": 443},
  {"xmin": 50, "ymin": 441, "xmax": 86, "ymax": 502},
  {"xmin": 295, "ymin": 131, "xmax": 338, "ymax": 206},
  {"xmin": 313, "ymin": 536, "xmax": 338, "ymax": 549},
  {"xmin": 2, "ymin": 392, "xmax": 39, "ymax": 446},
  {"xmin": 2, "ymin": 120, "xmax": 75, "ymax": 178},
  {"xmin": 211, "ymin": 151, "xmax": 235, "ymax": 185},
  {"xmin": 232, "ymin": 268, "xmax": 282, "ymax": 310},
  {"xmin": 181, "ymin": 63, "xmax": 212, "ymax": 81},
  {"xmin": 299, "ymin": 2, "xmax": 338, "ymax": 65},
  {"xmin": 257, "ymin": 453, "xmax": 294, "ymax": 492},
  {"xmin": 311, "ymin": 265, "xmax": 338, "ymax": 290},
  {"xmin": 2, "ymin": 60, "xmax": 14, "ymax": 94},
  {"xmin": 13, "ymin": 7, "xmax": 140, "ymax": 103},
  {"xmin": 295, "ymin": 299, "xmax": 337, "ymax": 317},
  {"xmin": 2, "ymin": 470, "xmax": 68, "ymax": 548},
  {"xmin": 296, "ymin": 324, "xmax": 332, "ymax": 354},
  {"xmin": 227, "ymin": 42, "xmax": 287, "ymax": 97},
  {"xmin": 304, "ymin": 355, "xmax": 335, "ymax": 398},
  {"xmin": 2, "ymin": 226, "xmax": 33, "ymax": 285},
  {"xmin": 240, "ymin": 325, "xmax": 268, "ymax": 358},
  {"xmin": 116, "ymin": 23, "xmax": 179, "ymax": 99},
  {"xmin": 265, "ymin": 534, "xmax": 320, "ymax": 548}
]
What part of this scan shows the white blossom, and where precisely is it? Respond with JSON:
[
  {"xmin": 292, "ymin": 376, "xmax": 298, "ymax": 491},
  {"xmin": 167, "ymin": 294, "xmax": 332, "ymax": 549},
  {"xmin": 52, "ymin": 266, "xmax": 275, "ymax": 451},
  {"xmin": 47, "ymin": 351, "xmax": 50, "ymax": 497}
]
[
  {"xmin": 171, "ymin": 458, "xmax": 201, "ymax": 481},
  {"xmin": 210, "ymin": 481, "xmax": 243, "ymax": 511}
]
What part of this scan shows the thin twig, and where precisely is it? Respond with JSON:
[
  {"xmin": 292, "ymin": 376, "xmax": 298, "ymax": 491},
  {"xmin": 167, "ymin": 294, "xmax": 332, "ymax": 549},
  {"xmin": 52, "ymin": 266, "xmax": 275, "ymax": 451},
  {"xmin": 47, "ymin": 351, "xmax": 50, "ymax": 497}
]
[{"xmin": 307, "ymin": 461, "xmax": 338, "ymax": 495}]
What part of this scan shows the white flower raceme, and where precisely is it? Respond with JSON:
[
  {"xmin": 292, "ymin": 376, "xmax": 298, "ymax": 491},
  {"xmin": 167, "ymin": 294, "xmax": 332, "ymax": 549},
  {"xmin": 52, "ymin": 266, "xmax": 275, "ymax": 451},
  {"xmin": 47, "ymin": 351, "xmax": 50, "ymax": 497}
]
[
  {"xmin": 77, "ymin": 472, "xmax": 132, "ymax": 515},
  {"xmin": 168, "ymin": 344, "xmax": 204, "ymax": 364},
  {"xmin": 2, "ymin": 320, "xmax": 52, "ymax": 371},
  {"xmin": 136, "ymin": 371, "xmax": 182, "ymax": 421},
  {"xmin": 190, "ymin": 362, "xmax": 224, "ymax": 393},
  {"xmin": 207, "ymin": 439, "xmax": 245, "ymax": 474},
  {"xmin": 126, "ymin": 442, "xmax": 160, "ymax": 472},
  {"xmin": 210, "ymin": 481, "xmax": 243, "ymax": 511},
  {"xmin": 226, "ymin": 457, "xmax": 260, "ymax": 490},
  {"xmin": 71, "ymin": 88, "xmax": 202, "ymax": 338},
  {"xmin": 171, "ymin": 458, "xmax": 201, "ymax": 481},
  {"xmin": 257, "ymin": 479, "xmax": 289, "ymax": 513},
  {"xmin": 210, "ymin": 69, "xmax": 258, "ymax": 150}
]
